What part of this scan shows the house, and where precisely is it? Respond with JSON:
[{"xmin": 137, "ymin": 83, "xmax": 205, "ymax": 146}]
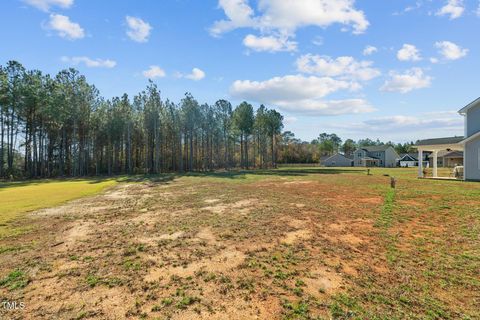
[
  {"xmin": 353, "ymin": 145, "xmax": 400, "ymax": 167},
  {"xmin": 428, "ymin": 150, "xmax": 463, "ymax": 168},
  {"xmin": 414, "ymin": 97, "xmax": 480, "ymax": 181},
  {"xmin": 398, "ymin": 152, "xmax": 430, "ymax": 167},
  {"xmin": 322, "ymin": 153, "xmax": 353, "ymax": 167}
]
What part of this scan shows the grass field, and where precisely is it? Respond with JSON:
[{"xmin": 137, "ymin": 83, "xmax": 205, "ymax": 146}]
[
  {"xmin": 0, "ymin": 178, "xmax": 118, "ymax": 238},
  {"xmin": 0, "ymin": 167, "xmax": 479, "ymax": 319}
]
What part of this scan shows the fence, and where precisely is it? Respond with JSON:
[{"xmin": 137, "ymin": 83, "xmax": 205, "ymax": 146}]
[{"xmin": 277, "ymin": 163, "xmax": 321, "ymax": 168}]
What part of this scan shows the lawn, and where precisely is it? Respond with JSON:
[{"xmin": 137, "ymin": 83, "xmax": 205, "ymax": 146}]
[
  {"xmin": 0, "ymin": 178, "xmax": 118, "ymax": 238},
  {"xmin": 0, "ymin": 167, "xmax": 479, "ymax": 319}
]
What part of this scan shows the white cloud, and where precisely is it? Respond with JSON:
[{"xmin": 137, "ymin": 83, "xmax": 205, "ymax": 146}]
[
  {"xmin": 333, "ymin": 111, "xmax": 463, "ymax": 135},
  {"xmin": 477, "ymin": 2, "xmax": 480, "ymax": 16},
  {"xmin": 436, "ymin": 0, "xmax": 465, "ymax": 19},
  {"xmin": 61, "ymin": 56, "xmax": 116, "ymax": 68},
  {"xmin": 24, "ymin": 0, "xmax": 73, "ymax": 11},
  {"xmin": 210, "ymin": 0, "xmax": 369, "ymax": 53},
  {"xmin": 284, "ymin": 116, "xmax": 298, "ymax": 124},
  {"xmin": 46, "ymin": 14, "xmax": 84, "ymax": 40},
  {"xmin": 312, "ymin": 36, "xmax": 324, "ymax": 46},
  {"xmin": 296, "ymin": 54, "xmax": 381, "ymax": 81},
  {"xmin": 210, "ymin": 0, "xmax": 257, "ymax": 36},
  {"xmin": 255, "ymin": 0, "xmax": 369, "ymax": 35},
  {"xmin": 430, "ymin": 57, "xmax": 439, "ymax": 64},
  {"xmin": 210, "ymin": 0, "xmax": 369, "ymax": 35},
  {"xmin": 176, "ymin": 68, "xmax": 206, "ymax": 81},
  {"xmin": 230, "ymin": 74, "xmax": 374, "ymax": 115},
  {"xmin": 381, "ymin": 68, "xmax": 432, "ymax": 93},
  {"xmin": 435, "ymin": 41, "xmax": 468, "ymax": 60},
  {"xmin": 243, "ymin": 34, "xmax": 297, "ymax": 52},
  {"xmin": 362, "ymin": 45, "xmax": 377, "ymax": 56},
  {"xmin": 397, "ymin": 44, "xmax": 422, "ymax": 61},
  {"xmin": 362, "ymin": 114, "xmax": 463, "ymax": 131},
  {"xmin": 125, "ymin": 16, "xmax": 152, "ymax": 43},
  {"xmin": 142, "ymin": 66, "xmax": 166, "ymax": 79}
]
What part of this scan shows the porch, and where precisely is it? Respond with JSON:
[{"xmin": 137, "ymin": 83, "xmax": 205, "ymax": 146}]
[
  {"xmin": 360, "ymin": 157, "xmax": 380, "ymax": 167},
  {"xmin": 414, "ymin": 136, "xmax": 465, "ymax": 180}
]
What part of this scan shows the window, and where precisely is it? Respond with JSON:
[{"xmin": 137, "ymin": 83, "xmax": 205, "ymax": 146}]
[{"xmin": 357, "ymin": 152, "xmax": 362, "ymax": 157}]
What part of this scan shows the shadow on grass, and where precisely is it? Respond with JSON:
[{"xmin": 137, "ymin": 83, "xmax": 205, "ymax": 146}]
[
  {"xmin": 183, "ymin": 168, "xmax": 367, "ymax": 179},
  {"xmin": 0, "ymin": 167, "xmax": 369, "ymax": 188}
]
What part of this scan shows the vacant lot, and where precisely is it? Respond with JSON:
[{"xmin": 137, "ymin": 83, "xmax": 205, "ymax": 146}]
[{"xmin": 0, "ymin": 168, "xmax": 479, "ymax": 319}]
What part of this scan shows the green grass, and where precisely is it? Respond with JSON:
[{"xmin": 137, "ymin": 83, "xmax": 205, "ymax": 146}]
[
  {"xmin": 0, "ymin": 178, "xmax": 118, "ymax": 238},
  {"xmin": 1, "ymin": 166, "xmax": 479, "ymax": 319},
  {"xmin": 0, "ymin": 269, "xmax": 29, "ymax": 290}
]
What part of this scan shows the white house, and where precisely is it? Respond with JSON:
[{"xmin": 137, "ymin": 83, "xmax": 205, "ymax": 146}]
[{"xmin": 414, "ymin": 97, "xmax": 480, "ymax": 181}]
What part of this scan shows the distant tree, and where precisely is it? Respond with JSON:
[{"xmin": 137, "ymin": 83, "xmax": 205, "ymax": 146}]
[
  {"xmin": 265, "ymin": 108, "xmax": 283, "ymax": 168},
  {"xmin": 318, "ymin": 133, "xmax": 342, "ymax": 155},
  {"xmin": 214, "ymin": 99, "xmax": 232, "ymax": 169},
  {"xmin": 357, "ymin": 138, "xmax": 379, "ymax": 147},
  {"xmin": 233, "ymin": 102, "xmax": 254, "ymax": 168},
  {"xmin": 341, "ymin": 139, "xmax": 357, "ymax": 156},
  {"xmin": 394, "ymin": 142, "xmax": 414, "ymax": 155}
]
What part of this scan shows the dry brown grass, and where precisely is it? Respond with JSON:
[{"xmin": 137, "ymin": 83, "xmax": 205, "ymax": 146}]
[{"xmin": 1, "ymin": 168, "xmax": 479, "ymax": 319}]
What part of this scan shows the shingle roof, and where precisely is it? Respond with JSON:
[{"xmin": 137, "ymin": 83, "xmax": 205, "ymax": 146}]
[
  {"xmin": 324, "ymin": 153, "xmax": 353, "ymax": 162},
  {"xmin": 415, "ymin": 136, "xmax": 464, "ymax": 146},
  {"xmin": 399, "ymin": 153, "xmax": 417, "ymax": 161},
  {"xmin": 444, "ymin": 151, "xmax": 463, "ymax": 158},
  {"xmin": 361, "ymin": 145, "xmax": 391, "ymax": 152},
  {"xmin": 427, "ymin": 150, "xmax": 464, "ymax": 158}
]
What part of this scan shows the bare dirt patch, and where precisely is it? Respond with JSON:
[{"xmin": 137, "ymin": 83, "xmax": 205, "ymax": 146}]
[{"xmin": 2, "ymin": 170, "xmax": 477, "ymax": 319}]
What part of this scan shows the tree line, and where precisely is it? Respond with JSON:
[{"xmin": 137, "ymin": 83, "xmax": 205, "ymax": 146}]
[
  {"xmin": 278, "ymin": 132, "xmax": 415, "ymax": 164},
  {"xmin": 0, "ymin": 61, "xmax": 284, "ymax": 178}
]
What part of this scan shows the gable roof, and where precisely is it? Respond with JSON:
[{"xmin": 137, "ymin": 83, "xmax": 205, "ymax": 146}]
[
  {"xmin": 360, "ymin": 145, "xmax": 391, "ymax": 152},
  {"xmin": 458, "ymin": 97, "xmax": 480, "ymax": 115},
  {"xmin": 415, "ymin": 136, "xmax": 464, "ymax": 146},
  {"xmin": 427, "ymin": 150, "xmax": 464, "ymax": 158},
  {"xmin": 399, "ymin": 153, "xmax": 417, "ymax": 161},
  {"xmin": 444, "ymin": 151, "xmax": 463, "ymax": 159},
  {"xmin": 461, "ymin": 130, "xmax": 480, "ymax": 144},
  {"xmin": 324, "ymin": 153, "xmax": 353, "ymax": 162}
]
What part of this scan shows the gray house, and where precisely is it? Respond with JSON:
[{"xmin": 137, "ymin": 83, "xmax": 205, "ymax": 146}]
[
  {"xmin": 414, "ymin": 97, "xmax": 480, "ymax": 181},
  {"xmin": 353, "ymin": 145, "xmax": 399, "ymax": 167},
  {"xmin": 322, "ymin": 153, "xmax": 353, "ymax": 167},
  {"xmin": 428, "ymin": 150, "xmax": 463, "ymax": 168}
]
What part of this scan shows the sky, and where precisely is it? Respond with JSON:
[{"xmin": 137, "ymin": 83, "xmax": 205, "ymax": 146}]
[{"xmin": 1, "ymin": 0, "xmax": 479, "ymax": 143}]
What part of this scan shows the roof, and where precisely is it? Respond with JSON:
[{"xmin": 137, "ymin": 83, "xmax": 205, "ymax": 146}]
[
  {"xmin": 458, "ymin": 97, "xmax": 480, "ymax": 115},
  {"xmin": 428, "ymin": 150, "xmax": 464, "ymax": 158},
  {"xmin": 324, "ymin": 153, "xmax": 353, "ymax": 162},
  {"xmin": 415, "ymin": 136, "xmax": 464, "ymax": 146},
  {"xmin": 444, "ymin": 151, "xmax": 464, "ymax": 159},
  {"xmin": 360, "ymin": 145, "xmax": 392, "ymax": 152},
  {"xmin": 462, "ymin": 130, "xmax": 480, "ymax": 144},
  {"xmin": 399, "ymin": 153, "xmax": 417, "ymax": 161}
]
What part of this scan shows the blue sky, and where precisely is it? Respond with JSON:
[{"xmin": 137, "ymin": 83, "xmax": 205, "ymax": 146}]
[{"xmin": 1, "ymin": 0, "xmax": 479, "ymax": 142}]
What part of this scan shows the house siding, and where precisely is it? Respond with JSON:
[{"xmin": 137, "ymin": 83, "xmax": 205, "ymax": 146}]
[
  {"xmin": 464, "ymin": 102, "xmax": 480, "ymax": 181},
  {"xmin": 353, "ymin": 150, "xmax": 366, "ymax": 167},
  {"xmin": 465, "ymin": 137, "xmax": 480, "ymax": 180},
  {"xmin": 466, "ymin": 104, "xmax": 480, "ymax": 137},
  {"xmin": 384, "ymin": 148, "xmax": 399, "ymax": 167},
  {"xmin": 323, "ymin": 154, "xmax": 353, "ymax": 167},
  {"xmin": 353, "ymin": 147, "xmax": 399, "ymax": 167}
]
